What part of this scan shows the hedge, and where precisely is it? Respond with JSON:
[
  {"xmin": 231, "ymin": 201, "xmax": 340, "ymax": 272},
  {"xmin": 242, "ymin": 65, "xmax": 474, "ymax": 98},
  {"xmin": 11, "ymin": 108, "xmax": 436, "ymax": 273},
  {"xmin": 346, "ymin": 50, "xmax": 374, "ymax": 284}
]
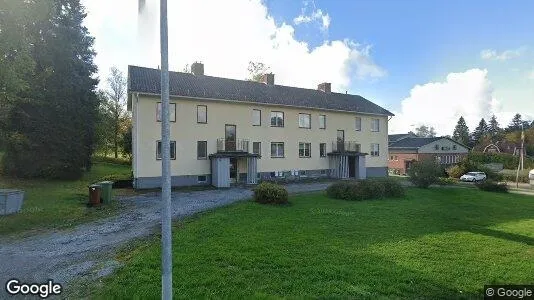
[
  {"xmin": 326, "ymin": 178, "xmax": 405, "ymax": 201},
  {"xmin": 475, "ymin": 181, "xmax": 509, "ymax": 193},
  {"xmin": 467, "ymin": 152, "xmax": 534, "ymax": 169}
]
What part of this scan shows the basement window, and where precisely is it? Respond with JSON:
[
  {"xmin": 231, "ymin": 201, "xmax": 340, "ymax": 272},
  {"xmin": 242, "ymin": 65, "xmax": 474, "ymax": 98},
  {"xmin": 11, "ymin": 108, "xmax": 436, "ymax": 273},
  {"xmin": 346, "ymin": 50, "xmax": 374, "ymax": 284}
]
[{"xmin": 197, "ymin": 175, "xmax": 207, "ymax": 183}]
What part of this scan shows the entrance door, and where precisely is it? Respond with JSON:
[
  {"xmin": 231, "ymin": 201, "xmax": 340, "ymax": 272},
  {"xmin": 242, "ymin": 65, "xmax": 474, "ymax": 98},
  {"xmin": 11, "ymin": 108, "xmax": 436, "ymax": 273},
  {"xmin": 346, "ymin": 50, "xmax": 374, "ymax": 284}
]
[
  {"xmin": 337, "ymin": 130, "xmax": 345, "ymax": 152},
  {"xmin": 229, "ymin": 158, "xmax": 237, "ymax": 183},
  {"xmin": 225, "ymin": 124, "xmax": 236, "ymax": 151},
  {"xmin": 348, "ymin": 156, "xmax": 356, "ymax": 178}
]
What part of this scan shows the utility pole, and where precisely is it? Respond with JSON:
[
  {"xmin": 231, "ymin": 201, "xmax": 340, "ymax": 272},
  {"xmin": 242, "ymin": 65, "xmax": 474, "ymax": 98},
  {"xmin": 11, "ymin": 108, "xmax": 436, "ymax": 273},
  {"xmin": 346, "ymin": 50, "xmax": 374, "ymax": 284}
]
[{"xmin": 516, "ymin": 124, "xmax": 525, "ymax": 188}]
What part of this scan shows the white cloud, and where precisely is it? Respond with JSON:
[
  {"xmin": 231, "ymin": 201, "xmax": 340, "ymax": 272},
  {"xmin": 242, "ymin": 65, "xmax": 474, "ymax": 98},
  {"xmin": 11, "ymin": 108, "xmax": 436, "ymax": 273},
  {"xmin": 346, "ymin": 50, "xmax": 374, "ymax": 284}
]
[
  {"xmin": 390, "ymin": 69, "xmax": 506, "ymax": 136},
  {"xmin": 480, "ymin": 47, "xmax": 526, "ymax": 61},
  {"xmin": 294, "ymin": 8, "xmax": 330, "ymax": 31},
  {"xmin": 82, "ymin": 0, "xmax": 384, "ymax": 92}
]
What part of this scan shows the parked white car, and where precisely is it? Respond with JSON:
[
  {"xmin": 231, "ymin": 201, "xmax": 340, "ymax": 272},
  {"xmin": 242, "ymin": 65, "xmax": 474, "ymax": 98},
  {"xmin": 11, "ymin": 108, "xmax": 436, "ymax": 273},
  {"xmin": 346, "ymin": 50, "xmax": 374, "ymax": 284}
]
[{"xmin": 460, "ymin": 172, "xmax": 487, "ymax": 182}]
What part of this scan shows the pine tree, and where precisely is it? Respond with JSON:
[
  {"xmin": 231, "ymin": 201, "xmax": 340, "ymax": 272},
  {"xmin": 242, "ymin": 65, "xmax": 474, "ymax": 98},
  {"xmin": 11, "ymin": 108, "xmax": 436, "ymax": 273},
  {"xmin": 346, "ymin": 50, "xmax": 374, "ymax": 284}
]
[
  {"xmin": 3, "ymin": 0, "xmax": 99, "ymax": 178},
  {"xmin": 472, "ymin": 118, "xmax": 489, "ymax": 146},
  {"xmin": 507, "ymin": 113, "xmax": 523, "ymax": 132},
  {"xmin": 488, "ymin": 114, "xmax": 501, "ymax": 141},
  {"xmin": 452, "ymin": 116, "xmax": 470, "ymax": 146}
]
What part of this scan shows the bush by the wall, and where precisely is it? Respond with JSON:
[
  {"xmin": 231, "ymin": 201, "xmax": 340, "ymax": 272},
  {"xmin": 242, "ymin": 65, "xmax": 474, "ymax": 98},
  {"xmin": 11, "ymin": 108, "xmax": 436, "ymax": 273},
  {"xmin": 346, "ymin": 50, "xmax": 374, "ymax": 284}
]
[
  {"xmin": 475, "ymin": 180, "xmax": 509, "ymax": 193},
  {"xmin": 326, "ymin": 178, "xmax": 405, "ymax": 201},
  {"xmin": 253, "ymin": 182, "xmax": 289, "ymax": 204},
  {"xmin": 407, "ymin": 159, "xmax": 442, "ymax": 188}
]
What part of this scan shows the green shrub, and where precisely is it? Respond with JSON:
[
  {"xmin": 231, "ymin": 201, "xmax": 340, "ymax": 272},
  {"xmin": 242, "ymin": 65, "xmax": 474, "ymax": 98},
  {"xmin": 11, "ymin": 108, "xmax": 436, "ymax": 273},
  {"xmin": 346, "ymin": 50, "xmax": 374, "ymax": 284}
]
[
  {"xmin": 368, "ymin": 178, "xmax": 405, "ymax": 197},
  {"xmin": 407, "ymin": 159, "xmax": 442, "ymax": 188},
  {"xmin": 326, "ymin": 182, "xmax": 352, "ymax": 200},
  {"xmin": 475, "ymin": 180, "xmax": 508, "ymax": 193},
  {"xmin": 475, "ymin": 165, "xmax": 503, "ymax": 181},
  {"xmin": 446, "ymin": 165, "xmax": 464, "ymax": 178},
  {"xmin": 326, "ymin": 179, "xmax": 405, "ymax": 201},
  {"xmin": 253, "ymin": 182, "xmax": 289, "ymax": 204},
  {"xmin": 98, "ymin": 173, "xmax": 133, "ymax": 182},
  {"xmin": 468, "ymin": 152, "xmax": 534, "ymax": 169},
  {"xmin": 437, "ymin": 177, "xmax": 457, "ymax": 185}
]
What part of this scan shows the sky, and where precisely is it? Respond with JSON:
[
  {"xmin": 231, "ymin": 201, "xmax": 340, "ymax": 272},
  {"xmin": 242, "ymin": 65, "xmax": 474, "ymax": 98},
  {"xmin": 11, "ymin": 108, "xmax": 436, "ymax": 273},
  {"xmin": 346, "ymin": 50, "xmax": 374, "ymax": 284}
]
[{"xmin": 82, "ymin": 0, "xmax": 534, "ymax": 136}]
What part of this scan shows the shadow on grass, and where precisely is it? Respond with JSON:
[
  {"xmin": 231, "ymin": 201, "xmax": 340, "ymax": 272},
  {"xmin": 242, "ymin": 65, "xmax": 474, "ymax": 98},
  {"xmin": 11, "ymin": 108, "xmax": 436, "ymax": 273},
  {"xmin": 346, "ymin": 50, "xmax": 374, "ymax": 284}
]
[{"xmin": 469, "ymin": 226, "xmax": 534, "ymax": 246}]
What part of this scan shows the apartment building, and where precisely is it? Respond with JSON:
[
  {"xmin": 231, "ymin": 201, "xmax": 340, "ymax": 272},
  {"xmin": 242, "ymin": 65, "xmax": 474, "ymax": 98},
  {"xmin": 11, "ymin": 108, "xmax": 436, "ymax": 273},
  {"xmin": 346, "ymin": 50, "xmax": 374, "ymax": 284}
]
[{"xmin": 128, "ymin": 63, "xmax": 394, "ymax": 189}]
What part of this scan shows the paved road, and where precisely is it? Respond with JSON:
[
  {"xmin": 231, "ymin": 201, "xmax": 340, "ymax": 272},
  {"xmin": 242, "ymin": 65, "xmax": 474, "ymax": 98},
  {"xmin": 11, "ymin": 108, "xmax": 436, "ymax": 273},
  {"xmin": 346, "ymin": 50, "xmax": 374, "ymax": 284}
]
[{"xmin": 0, "ymin": 183, "xmax": 329, "ymax": 297}]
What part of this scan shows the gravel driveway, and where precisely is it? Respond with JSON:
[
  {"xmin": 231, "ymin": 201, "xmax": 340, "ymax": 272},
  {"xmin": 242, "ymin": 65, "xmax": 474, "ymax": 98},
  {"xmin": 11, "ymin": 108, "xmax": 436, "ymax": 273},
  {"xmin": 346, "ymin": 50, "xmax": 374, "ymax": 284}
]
[{"xmin": 0, "ymin": 182, "xmax": 329, "ymax": 297}]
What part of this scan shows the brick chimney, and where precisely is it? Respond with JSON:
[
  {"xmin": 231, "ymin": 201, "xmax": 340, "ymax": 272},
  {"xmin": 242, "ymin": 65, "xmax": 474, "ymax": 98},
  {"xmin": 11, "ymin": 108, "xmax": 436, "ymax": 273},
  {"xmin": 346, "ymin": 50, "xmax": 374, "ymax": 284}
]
[
  {"xmin": 191, "ymin": 62, "xmax": 204, "ymax": 76},
  {"xmin": 318, "ymin": 82, "xmax": 331, "ymax": 93},
  {"xmin": 262, "ymin": 73, "xmax": 274, "ymax": 85}
]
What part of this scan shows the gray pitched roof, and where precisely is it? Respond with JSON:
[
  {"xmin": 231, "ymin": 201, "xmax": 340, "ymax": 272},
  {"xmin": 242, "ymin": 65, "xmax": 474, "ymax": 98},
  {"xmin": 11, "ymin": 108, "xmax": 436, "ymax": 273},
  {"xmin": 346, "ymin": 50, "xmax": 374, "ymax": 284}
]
[
  {"xmin": 388, "ymin": 133, "xmax": 417, "ymax": 144},
  {"xmin": 128, "ymin": 65, "xmax": 394, "ymax": 116},
  {"xmin": 388, "ymin": 137, "xmax": 443, "ymax": 149}
]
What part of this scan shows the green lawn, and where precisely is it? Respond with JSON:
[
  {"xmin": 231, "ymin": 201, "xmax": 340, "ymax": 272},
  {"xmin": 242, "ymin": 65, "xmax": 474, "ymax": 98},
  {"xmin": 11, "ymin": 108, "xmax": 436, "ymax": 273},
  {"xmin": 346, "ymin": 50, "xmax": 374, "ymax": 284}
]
[
  {"xmin": 0, "ymin": 162, "xmax": 131, "ymax": 237},
  {"xmin": 87, "ymin": 188, "xmax": 534, "ymax": 299}
]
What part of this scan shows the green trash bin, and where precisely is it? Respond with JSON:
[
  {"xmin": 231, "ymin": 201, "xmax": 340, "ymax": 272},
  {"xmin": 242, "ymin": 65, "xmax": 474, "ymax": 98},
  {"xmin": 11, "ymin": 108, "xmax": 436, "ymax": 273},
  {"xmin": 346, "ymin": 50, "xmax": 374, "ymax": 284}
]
[{"xmin": 99, "ymin": 181, "xmax": 114, "ymax": 204}]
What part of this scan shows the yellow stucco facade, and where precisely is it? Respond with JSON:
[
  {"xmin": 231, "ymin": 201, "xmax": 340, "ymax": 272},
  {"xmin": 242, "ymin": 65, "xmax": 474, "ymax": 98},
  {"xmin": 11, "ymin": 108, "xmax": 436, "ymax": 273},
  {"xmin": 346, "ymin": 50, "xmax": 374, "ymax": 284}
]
[{"xmin": 131, "ymin": 93, "xmax": 389, "ymax": 184}]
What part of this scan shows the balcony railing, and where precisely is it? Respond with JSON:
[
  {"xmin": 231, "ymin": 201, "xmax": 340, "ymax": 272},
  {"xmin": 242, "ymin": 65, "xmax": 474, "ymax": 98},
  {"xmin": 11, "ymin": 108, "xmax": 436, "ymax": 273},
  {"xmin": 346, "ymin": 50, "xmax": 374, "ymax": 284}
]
[
  {"xmin": 331, "ymin": 141, "xmax": 361, "ymax": 153},
  {"xmin": 217, "ymin": 138, "xmax": 249, "ymax": 152}
]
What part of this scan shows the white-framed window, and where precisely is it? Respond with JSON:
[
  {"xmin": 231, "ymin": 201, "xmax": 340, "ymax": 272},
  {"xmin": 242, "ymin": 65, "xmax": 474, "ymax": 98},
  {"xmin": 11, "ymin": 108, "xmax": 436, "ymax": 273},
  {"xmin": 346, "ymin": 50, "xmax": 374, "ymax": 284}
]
[
  {"xmin": 271, "ymin": 142, "xmax": 284, "ymax": 158},
  {"xmin": 252, "ymin": 109, "xmax": 261, "ymax": 126},
  {"xmin": 371, "ymin": 118, "xmax": 380, "ymax": 132},
  {"xmin": 319, "ymin": 115, "xmax": 326, "ymax": 129},
  {"xmin": 319, "ymin": 143, "xmax": 326, "ymax": 157},
  {"xmin": 453, "ymin": 145, "xmax": 457, "ymax": 150},
  {"xmin": 197, "ymin": 105, "xmax": 207, "ymax": 123},
  {"xmin": 299, "ymin": 113, "xmax": 311, "ymax": 129},
  {"xmin": 270, "ymin": 111, "xmax": 284, "ymax": 127},
  {"xmin": 370, "ymin": 143, "xmax": 380, "ymax": 156},
  {"xmin": 434, "ymin": 144, "xmax": 439, "ymax": 150},
  {"xmin": 197, "ymin": 175, "xmax": 207, "ymax": 183},
  {"xmin": 156, "ymin": 102, "xmax": 176, "ymax": 122},
  {"xmin": 355, "ymin": 117, "xmax": 362, "ymax": 131},
  {"xmin": 156, "ymin": 140, "xmax": 176, "ymax": 160},
  {"xmin": 299, "ymin": 142, "xmax": 311, "ymax": 158},
  {"xmin": 197, "ymin": 141, "xmax": 207, "ymax": 159},
  {"xmin": 252, "ymin": 142, "xmax": 261, "ymax": 156}
]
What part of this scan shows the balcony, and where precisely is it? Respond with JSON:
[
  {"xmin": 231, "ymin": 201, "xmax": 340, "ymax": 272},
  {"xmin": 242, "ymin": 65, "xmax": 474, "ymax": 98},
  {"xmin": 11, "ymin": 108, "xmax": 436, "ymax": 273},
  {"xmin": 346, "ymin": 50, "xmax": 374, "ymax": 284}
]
[
  {"xmin": 217, "ymin": 138, "xmax": 249, "ymax": 152},
  {"xmin": 331, "ymin": 141, "xmax": 361, "ymax": 153}
]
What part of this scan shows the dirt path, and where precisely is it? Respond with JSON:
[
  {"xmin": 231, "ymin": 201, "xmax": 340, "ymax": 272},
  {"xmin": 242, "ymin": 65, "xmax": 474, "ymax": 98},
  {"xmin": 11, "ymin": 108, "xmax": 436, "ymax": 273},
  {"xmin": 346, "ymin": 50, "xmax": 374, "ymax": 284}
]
[{"xmin": 0, "ymin": 183, "xmax": 329, "ymax": 297}]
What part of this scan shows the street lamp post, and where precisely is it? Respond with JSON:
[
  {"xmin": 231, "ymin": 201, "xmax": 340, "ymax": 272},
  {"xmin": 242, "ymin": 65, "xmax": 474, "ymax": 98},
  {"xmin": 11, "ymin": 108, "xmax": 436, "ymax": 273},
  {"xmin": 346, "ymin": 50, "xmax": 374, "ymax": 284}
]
[{"xmin": 139, "ymin": 0, "xmax": 173, "ymax": 298}]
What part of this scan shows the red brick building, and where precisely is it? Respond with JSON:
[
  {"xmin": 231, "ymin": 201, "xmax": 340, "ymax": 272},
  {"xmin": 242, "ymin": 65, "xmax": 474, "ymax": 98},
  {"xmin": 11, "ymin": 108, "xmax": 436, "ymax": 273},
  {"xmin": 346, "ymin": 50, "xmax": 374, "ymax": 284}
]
[{"xmin": 388, "ymin": 134, "xmax": 470, "ymax": 175}]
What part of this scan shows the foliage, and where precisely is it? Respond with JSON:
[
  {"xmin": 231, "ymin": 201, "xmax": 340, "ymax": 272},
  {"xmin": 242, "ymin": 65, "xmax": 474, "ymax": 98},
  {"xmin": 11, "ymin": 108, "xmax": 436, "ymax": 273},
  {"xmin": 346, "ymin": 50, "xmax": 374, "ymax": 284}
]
[
  {"xmin": 326, "ymin": 178, "xmax": 405, "ymax": 201},
  {"xmin": 121, "ymin": 123, "xmax": 132, "ymax": 158},
  {"xmin": 247, "ymin": 61, "xmax": 270, "ymax": 82},
  {"xmin": 415, "ymin": 125, "xmax": 436, "ymax": 137},
  {"xmin": 93, "ymin": 155, "xmax": 131, "ymax": 165},
  {"xmin": 253, "ymin": 182, "xmax": 289, "ymax": 204},
  {"xmin": 506, "ymin": 113, "xmax": 523, "ymax": 132},
  {"xmin": 437, "ymin": 177, "xmax": 457, "ymax": 185},
  {"xmin": 452, "ymin": 116, "xmax": 470, "ymax": 146},
  {"xmin": 488, "ymin": 114, "xmax": 502, "ymax": 141},
  {"xmin": 446, "ymin": 157, "xmax": 502, "ymax": 181},
  {"xmin": 89, "ymin": 189, "xmax": 534, "ymax": 299},
  {"xmin": 471, "ymin": 118, "xmax": 489, "ymax": 145},
  {"xmin": 475, "ymin": 181, "xmax": 508, "ymax": 193},
  {"xmin": 2, "ymin": 0, "xmax": 99, "ymax": 179},
  {"xmin": 466, "ymin": 152, "xmax": 534, "ymax": 169},
  {"xmin": 407, "ymin": 159, "xmax": 443, "ymax": 188},
  {"xmin": 499, "ymin": 169, "xmax": 530, "ymax": 183}
]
